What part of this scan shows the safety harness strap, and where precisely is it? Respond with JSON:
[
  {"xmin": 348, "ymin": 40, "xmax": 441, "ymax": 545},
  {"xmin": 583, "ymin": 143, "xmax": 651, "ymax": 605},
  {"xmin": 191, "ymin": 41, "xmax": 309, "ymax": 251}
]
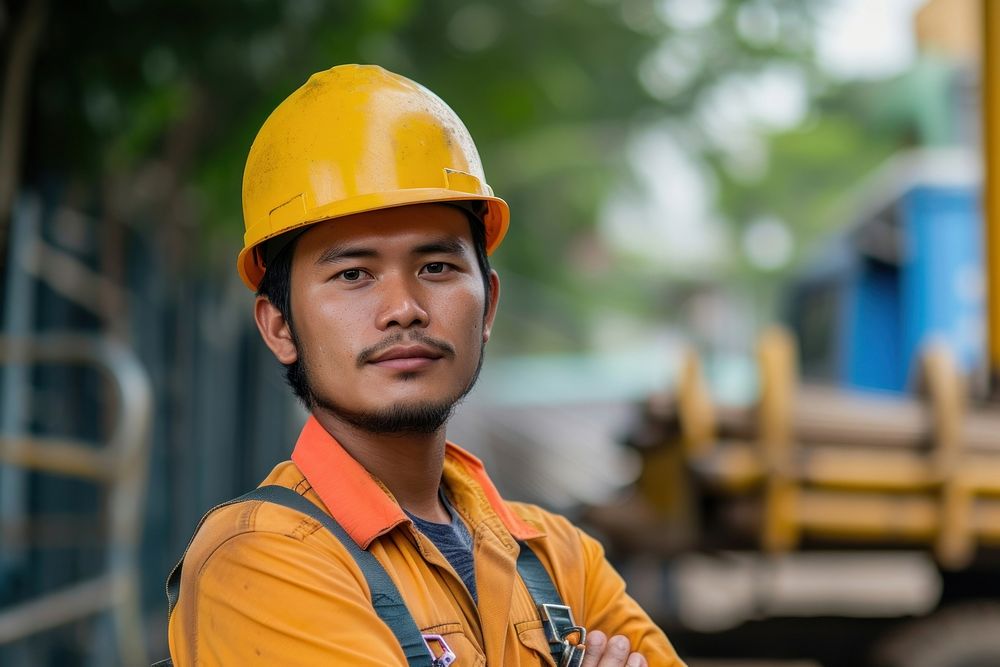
[
  {"xmin": 164, "ymin": 485, "xmax": 430, "ymax": 666},
  {"xmin": 517, "ymin": 544, "xmax": 570, "ymax": 665},
  {"xmin": 162, "ymin": 485, "xmax": 571, "ymax": 667}
]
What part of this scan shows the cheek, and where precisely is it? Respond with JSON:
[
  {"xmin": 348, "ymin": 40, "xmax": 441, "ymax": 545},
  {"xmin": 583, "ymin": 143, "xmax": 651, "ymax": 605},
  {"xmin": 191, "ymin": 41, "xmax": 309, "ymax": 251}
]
[
  {"xmin": 455, "ymin": 297, "xmax": 487, "ymax": 351},
  {"xmin": 441, "ymin": 286, "xmax": 485, "ymax": 329},
  {"xmin": 295, "ymin": 299, "xmax": 361, "ymax": 368}
]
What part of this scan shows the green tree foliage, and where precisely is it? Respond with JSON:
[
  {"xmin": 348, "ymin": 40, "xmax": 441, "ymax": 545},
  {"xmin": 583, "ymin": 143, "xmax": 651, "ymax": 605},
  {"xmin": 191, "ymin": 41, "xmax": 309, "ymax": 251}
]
[
  {"xmin": 708, "ymin": 58, "xmax": 954, "ymax": 328},
  {"xmin": 8, "ymin": 0, "xmax": 841, "ymax": 351}
]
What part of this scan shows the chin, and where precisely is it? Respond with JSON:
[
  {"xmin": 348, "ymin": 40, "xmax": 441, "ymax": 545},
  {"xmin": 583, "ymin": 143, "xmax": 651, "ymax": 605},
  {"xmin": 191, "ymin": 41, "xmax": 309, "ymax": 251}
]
[{"xmin": 328, "ymin": 398, "xmax": 458, "ymax": 436}]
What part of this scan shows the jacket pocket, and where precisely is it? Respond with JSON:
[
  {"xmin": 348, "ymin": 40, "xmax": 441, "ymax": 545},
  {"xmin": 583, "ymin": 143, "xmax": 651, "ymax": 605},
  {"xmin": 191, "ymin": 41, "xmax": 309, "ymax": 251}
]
[{"xmin": 515, "ymin": 619, "xmax": 557, "ymax": 667}]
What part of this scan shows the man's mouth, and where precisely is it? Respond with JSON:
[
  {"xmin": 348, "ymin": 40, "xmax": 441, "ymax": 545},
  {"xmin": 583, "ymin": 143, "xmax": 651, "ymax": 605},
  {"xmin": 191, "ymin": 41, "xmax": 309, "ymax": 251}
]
[{"xmin": 368, "ymin": 344, "xmax": 445, "ymax": 371}]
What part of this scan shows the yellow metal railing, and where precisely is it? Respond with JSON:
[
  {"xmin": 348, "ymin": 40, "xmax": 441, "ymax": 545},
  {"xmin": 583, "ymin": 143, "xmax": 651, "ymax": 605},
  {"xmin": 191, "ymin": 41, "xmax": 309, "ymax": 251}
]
[
  {"xmin": 0, "ymin": 335, "xmax": 152, "ymax": 666},
  {"xmin": 663, "ymin": 327, "xmax": 1000, "ymax": 570},
  {"xmin": 983, "ymin": 0, "xmax": 1000, "ymax": 392}
]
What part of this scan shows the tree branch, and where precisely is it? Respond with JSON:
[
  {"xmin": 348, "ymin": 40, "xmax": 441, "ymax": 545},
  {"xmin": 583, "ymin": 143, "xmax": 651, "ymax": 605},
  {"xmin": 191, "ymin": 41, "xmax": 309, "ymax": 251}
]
[{"xmin": 0, "ymin": 0, "xmax": 48, "ymax": 263}]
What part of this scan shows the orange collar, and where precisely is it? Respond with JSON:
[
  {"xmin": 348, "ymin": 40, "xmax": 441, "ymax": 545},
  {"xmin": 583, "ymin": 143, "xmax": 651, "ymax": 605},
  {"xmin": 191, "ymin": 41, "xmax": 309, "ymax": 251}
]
[{"xmin": 290, "ymin": 415, "xmax": 542, "ymax": 549}]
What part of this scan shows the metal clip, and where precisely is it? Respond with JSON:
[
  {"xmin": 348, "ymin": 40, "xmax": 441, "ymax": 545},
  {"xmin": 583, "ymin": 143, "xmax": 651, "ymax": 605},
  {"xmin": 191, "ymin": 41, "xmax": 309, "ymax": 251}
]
[
  {"xmin": 539, "ymin": 604, "xmax": 589, "ymax": 667},
  {"xmin": 422, "ymin": 634, "xmax": 457, "ymax": 667},
  {"xmin": 560, "ymin": 642, "xmax": 587, "ymax": 667},
  {"xmin": 558, "ymin": 625, "xmax": 587, "ymax": 667},
  {"xmin": 539, "ymin": 604, "xmax": 577, "ymax": 643}
]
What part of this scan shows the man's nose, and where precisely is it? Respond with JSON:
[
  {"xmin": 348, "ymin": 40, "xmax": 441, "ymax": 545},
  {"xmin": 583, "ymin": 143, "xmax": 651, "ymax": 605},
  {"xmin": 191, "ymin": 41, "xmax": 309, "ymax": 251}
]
[{"xmin": 375, "ymin": 274, "xmax": 429, "ymax": 330}]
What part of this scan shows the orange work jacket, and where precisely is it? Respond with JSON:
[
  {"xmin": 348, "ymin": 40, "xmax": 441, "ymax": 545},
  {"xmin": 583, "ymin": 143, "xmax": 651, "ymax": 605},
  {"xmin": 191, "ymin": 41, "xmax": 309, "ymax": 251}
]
[{"xmin": 167, "ymin": 416, "xmax": 685, "ymax": 666}]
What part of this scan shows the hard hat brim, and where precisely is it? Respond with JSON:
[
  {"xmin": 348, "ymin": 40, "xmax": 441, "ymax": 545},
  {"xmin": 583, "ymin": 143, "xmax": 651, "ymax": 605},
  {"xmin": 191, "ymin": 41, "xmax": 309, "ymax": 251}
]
[{"xmin": 238, "ymin": 189, "xmax": 509, "ymax": 291}]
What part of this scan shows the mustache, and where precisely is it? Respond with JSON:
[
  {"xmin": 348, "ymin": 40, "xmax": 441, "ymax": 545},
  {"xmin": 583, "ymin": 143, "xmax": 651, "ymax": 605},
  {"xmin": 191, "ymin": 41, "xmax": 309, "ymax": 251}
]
[{"xmin": 356, "ymin": 333, "xmax": 456, "ymax": 367}]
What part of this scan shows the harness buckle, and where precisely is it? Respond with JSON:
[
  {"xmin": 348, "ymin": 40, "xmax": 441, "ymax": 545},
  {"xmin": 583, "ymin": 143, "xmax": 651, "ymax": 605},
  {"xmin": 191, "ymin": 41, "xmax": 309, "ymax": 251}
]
[
  {"xmin": 422, "ymin": 634, "xmax": 457, "ymax": 667},
  {"xmin": 539, "ymin": 603, "xmax": 576, "ymax": 643},
  {"xmin": 539, "ymin": 604, "xmax": 588, "ymax": 666},
  {"xmin": 558, "ymin": 625, "xmax": 587, "ymax": 667},
  {"xmin": 560, "ymin": 642, "xmax": 587, "ymax": 667}
]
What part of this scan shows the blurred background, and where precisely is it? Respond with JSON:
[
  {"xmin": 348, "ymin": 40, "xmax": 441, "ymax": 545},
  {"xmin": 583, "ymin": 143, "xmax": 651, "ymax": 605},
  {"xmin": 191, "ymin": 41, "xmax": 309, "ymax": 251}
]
[{"xmin": 1, "ymin": 0, "xmax": 998, "ymax": 665}]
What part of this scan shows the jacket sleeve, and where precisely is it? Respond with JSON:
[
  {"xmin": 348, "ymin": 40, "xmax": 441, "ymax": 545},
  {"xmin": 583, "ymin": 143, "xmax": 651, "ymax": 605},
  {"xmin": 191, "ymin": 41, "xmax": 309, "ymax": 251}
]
[
  {"xmin": 167, "ymin": 529, "xmax": 410, "ymax": 666},
  {"xmin": 577, "ymin": 528, "xmax": 687, "ymax": 667}
]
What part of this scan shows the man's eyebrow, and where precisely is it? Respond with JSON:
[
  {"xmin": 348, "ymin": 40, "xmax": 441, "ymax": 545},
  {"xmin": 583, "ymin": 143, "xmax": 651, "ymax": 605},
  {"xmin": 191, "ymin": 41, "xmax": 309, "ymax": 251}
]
[
  {"xmin": 413, "ymin": 239, "xmax": 467, "ymax": 255},
  {"xmin": 315, "ymin": 245, "xmax": 378, "ymax": 265},
  {"xmin": 314, "ymin": 238, "xmax": 468, "ymax": 265}
]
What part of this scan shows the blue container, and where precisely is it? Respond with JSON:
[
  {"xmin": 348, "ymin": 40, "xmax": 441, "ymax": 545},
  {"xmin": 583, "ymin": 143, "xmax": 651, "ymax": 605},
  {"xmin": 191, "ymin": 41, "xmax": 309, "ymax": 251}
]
[
  {"xmin": 899, "ymin": 186, "xmax": 984, "ymax": 379},
  {"xmin": 791, "ymin": 153, "xmax": 984, "ymax": 393}
]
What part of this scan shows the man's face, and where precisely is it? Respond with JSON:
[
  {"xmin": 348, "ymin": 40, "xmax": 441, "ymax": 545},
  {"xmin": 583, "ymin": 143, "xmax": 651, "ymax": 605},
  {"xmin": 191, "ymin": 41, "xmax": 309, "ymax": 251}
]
[{"xmin": 267, "ymin": 203, "xmax": 499, "ymax": 434}]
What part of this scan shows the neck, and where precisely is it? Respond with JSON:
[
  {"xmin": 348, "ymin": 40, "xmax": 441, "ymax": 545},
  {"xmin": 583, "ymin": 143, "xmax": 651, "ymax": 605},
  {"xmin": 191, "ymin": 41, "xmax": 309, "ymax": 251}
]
[{"xmin": 311, "ymin": 408, "xmax": 451, "ymax": 523}]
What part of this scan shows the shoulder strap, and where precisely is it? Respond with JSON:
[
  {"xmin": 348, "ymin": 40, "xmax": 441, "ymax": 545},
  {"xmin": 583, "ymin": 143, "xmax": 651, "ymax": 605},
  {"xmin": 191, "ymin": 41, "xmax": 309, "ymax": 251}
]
[
  {"xmin": 165, "ymin": 486, "xmax": 573, "ymax": 667},
  {"xmin": 517, "ymin": 542, "xmax": 569, "ymax": 666},
  {"xmin": 165, "ymin": 485, "xmax": 430, "ymax": 666}
]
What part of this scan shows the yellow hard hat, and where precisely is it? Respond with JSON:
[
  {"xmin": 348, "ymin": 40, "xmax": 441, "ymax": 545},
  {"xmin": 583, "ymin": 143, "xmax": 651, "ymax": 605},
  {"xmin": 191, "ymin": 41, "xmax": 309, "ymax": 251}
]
[{"xmin": 237, "ymin": 64, "xmax": 510, "ymax": 290}]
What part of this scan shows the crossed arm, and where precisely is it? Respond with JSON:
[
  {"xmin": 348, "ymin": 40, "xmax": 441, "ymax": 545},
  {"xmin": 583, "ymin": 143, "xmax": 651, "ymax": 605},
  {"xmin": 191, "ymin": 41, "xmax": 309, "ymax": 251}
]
[{"xmin": 573, "ymin": 525, "xmax": 686, "ymax": 667}]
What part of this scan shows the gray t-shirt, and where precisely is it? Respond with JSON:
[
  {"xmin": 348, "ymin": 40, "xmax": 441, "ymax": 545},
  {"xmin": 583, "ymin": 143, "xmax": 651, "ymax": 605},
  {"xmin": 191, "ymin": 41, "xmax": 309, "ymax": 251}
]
[{"xmin": 405, "ymin": 491, "xmax": 477, "ymax": 603}]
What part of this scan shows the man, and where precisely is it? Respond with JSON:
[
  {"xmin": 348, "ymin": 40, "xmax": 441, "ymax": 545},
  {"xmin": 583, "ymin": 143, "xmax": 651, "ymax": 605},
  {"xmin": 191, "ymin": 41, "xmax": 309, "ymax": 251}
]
[{"xmin": 166, "ymin": 64, "xmax": 685, "ymax": 666}]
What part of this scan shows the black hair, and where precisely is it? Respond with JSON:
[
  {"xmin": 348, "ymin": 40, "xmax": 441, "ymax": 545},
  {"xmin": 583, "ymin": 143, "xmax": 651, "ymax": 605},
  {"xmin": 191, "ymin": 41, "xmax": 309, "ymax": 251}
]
[{"xmin": 256, "ymin": 212, "xmax": 493, "ymax": 407}]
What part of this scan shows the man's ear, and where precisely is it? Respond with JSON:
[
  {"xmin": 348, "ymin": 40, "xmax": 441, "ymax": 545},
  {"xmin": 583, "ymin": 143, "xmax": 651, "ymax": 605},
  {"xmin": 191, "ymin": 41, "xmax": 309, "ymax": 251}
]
[
  {"xmin": 254, "ymin": 296, "xmax": 298, "ymax": 364},
  {"xmin": 482, "ymin": 269, "xmax": 500, "ymax": 343}
]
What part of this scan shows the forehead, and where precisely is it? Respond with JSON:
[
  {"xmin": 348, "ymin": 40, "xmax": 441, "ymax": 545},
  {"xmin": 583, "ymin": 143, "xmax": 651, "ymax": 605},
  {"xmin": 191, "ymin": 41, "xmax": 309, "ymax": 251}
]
[{"xmin": 295, "ymin": 203, "xmax": 474, "ymax": 255}]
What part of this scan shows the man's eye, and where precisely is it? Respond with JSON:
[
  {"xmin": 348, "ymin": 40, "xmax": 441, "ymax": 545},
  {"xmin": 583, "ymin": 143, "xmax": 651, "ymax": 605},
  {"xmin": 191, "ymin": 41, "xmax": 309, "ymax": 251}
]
[
  {"xmin": 338, "ymin": 269, "xmax": 367, "ymax": 281},
  {"xmin": 424, "ymin": 263, "xmax": 447, "ymax": 274}
]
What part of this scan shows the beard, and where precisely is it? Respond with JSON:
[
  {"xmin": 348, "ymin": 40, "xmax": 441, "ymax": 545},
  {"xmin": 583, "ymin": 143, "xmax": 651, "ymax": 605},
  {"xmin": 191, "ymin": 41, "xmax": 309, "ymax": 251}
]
[{"xmin": 285, "ymin": 335, "xmax": 486, "ymax": 436}]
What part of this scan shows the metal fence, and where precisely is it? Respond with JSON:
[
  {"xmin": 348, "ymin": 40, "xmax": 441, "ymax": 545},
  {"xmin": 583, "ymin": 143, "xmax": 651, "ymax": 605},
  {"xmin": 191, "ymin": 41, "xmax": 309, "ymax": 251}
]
[{"xmin": 0, "ymin": 193, "xmax": 304, "ymax": 666}]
